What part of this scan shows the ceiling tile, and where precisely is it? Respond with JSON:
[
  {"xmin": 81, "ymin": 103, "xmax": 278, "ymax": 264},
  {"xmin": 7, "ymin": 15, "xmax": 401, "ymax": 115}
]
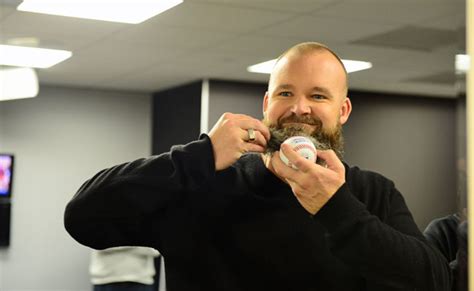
[
  {"xmin": 312, "ymin": 0, "xmax": 456, "ymax": 26},
  {"xmin": 190, "ymin": 0, "xmax": 340, "ymax": 13},
  {"xmin": 422, "ymin": 10, "xmax": 465, "ymax": 31},
  {"xmin": 382, "ymin": 45, "xmax": 457, "ymax": 73},
  {"xmin": 350, "ymin": 76, "xmax": 455, "ymax": 97},
  {"xmin": 38, "ymin": 39, "xmax": 188, "ymax": 86},
  {"xmin": 351, "ymin": 26, "xmax": 457, "ymax": 51},
  {"xmin": 0, "ymin": 3, "xmax": 15, "ymax": 21},
  {"xmin": 255, "ymin": 15, "xmax": 400, "ymax": 43},
  {"xmin": 110, "ymin": 24, "xmax": 237, "ymax": 50},
  {"xmin": 404, "ymin": 71, "xmax": 455, "ymax": 85},
  {"xmin": 203, "ymin": 34, "xmax": 309, "ymax": 61}
]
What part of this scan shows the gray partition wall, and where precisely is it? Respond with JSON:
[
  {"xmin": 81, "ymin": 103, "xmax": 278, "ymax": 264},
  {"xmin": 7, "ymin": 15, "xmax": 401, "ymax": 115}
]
[
  {"xmin": 152, "ymin": 79, "xmax": 458, "ymax": 230},
  {"xmin": 0, "ymin": 86, "xmax": 151, "ymax": 291}
]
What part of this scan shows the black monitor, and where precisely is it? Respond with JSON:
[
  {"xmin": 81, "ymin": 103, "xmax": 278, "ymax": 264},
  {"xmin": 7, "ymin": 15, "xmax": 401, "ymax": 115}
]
[{"xmin": 0, "ymin": 154, "xmax": 14, "ymax": 198}]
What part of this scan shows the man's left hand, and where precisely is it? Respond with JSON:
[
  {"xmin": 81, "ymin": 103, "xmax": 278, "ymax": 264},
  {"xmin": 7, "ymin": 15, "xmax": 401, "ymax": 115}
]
[{"xmin": 270, "ymin": 144, "xmax": 346, "ymax": 215}]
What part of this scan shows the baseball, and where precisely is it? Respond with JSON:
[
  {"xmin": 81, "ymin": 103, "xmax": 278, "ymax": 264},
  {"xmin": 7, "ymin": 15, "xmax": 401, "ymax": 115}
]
[{"xmin": 279, "ymin": 136, "xmax": 317, "ymax": 169}]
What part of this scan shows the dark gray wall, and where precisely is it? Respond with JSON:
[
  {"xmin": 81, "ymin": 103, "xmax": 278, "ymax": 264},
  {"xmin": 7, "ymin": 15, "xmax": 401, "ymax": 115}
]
[
  {"xmin": 343, "ymin": 92, "xmax": 457, "ymax": 229},
  {"xmin": 207, "ymin": 80, "xmax": 457, "ymax": 230},
  {"xmin": 152, "ymin": 81, "xmax": 202, "ymax": 155},
  {"xmin": 208, "ymin": 80, "xmax": 266, "ymax": 126}
]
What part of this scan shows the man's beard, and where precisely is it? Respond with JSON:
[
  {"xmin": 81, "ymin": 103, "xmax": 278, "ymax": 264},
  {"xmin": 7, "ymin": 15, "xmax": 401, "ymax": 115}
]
[{"xmin": 263, "ymin": 114, "xmax": 345, "ymax": 160}]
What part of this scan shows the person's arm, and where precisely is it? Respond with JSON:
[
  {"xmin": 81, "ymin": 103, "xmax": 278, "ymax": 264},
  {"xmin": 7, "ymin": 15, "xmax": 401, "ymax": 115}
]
[
  {"xmin": 270, "ymin": 145, "xmax": 451, "ymax": 290},
  {"xmin": 423, "ymin": 215, "xmax": 459, "ymax": 263},
  {"xmin": 64, "ymin": 135, "xmax": 216, "ymax": 251},
  {"xmin": 65, "ymin": 112, "xmax": 270, "ymax": 252},
  {"xmin": 315, "ymin": 182, "xmax": 452, "ymax": 291}
]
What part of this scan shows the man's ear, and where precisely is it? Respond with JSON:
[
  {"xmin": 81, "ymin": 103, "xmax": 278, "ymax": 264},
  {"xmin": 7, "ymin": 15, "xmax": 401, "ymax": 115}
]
[
  {"xmin": 339, "ymin": 97, "xmax": 352, "ymax": 125},
  {"xmin": 263, "ymin": 91, "xmax": 269, "ymax": 115}
]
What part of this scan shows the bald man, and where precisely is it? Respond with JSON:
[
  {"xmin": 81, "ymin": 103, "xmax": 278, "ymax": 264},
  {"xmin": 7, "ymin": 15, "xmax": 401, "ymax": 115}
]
[{"xmin": 65, "ymin": 42, "xmax": 451, "ymax": 291}]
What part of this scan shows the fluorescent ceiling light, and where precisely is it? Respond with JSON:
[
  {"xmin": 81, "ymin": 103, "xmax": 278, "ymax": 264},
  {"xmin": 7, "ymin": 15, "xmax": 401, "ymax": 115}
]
[
  {"xmin": 0, "ymin": 45, "xmax": 72, "ymax": 68},
  {"xmin": 341, "ymin": 59, "xmax": 373, "ymax": 73},
  {"xmin": 247, "ymin": 58, "xmax": 373, "ymax": 74},
  {"xmin": 0, "ymin": 67, "xmax": 39, "ymax": 101},
  {"xmin": 17, "ymin": 0, "xmax": 184, "ymax": 24},
  {"xmin": 455, "ymin": 54, "xmax": 470, "ymax": 74},
  {"xmin": 247, "ymin": 59, "xmax": 277, "ymax": 74}
]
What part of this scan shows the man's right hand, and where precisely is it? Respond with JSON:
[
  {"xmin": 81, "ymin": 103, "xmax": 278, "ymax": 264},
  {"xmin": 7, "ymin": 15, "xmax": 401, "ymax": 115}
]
[{"xmin": 208, "ymin": 113, "xmax": 270, "ymax": 171}]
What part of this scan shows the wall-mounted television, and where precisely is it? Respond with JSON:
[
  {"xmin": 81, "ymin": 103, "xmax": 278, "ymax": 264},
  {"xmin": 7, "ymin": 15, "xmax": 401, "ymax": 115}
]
[{"xmin": 0, "ymin": 154, "xmax": 14, "ymax": 198}]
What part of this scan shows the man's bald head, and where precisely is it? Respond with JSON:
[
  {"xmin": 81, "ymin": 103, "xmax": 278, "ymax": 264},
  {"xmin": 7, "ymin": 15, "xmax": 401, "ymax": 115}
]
[{"xmin": 269, "ymin": 42, "xmax": 348, "ymax": 95}]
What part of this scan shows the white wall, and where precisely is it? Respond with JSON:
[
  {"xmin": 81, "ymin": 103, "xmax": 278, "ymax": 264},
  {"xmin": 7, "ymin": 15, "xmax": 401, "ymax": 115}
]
[
  {"xmin": 0, "ymin": 86, "xmax": 151, "ymax": 291},
  {"xmin": 0, "ymin": 103, "xmax": 5, "ymax": 149}
]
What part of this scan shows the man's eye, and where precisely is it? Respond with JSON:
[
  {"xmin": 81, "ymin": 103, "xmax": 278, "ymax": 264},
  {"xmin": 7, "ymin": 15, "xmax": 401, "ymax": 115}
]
[
  {"xmin": 311, "ymin": 94, "xmax": 325, "ymax": 100},
  {"xmin": 279, "ymin": 91, "xmax": 292, "ymax": 97}
]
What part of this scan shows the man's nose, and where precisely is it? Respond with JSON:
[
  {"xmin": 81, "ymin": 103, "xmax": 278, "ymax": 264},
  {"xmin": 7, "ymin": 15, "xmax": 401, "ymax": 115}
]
[{"xmin": 290, "ymin": 96, "xmax": 311, "ymax": 115}]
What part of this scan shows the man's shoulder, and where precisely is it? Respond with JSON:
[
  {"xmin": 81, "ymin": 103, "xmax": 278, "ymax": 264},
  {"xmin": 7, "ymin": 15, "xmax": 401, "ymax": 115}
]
[
  {"xmin": 233, "ymin": 153, "xmax": 263, "ymax": 173},
  {"xmin": 345, "ymin": 163, "xmax": 395, "ymax": 188},
  {"xmin": 344, "ymin": 163, "xmax": 398, "ymax": 210}
]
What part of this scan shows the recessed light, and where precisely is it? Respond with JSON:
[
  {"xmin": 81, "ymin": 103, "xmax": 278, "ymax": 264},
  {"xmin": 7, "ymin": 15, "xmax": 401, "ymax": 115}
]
[
  {"xmin": 0, "ymin": 45, "xmax": 72, "ymax": 68},
  {"xmin": 17, "ymin": 0, "xmax": 184, "ymax": 24},
  {"xmin": 0, "ymin": 67, "xmax": 39, "ymax": 101},
  {"xmin": 456, "ymin": 54, "xmax": 470, "ymax": 74},
  {"xmin": 247, "ymin": 58, "xmax": 373, "ymax": 74}
]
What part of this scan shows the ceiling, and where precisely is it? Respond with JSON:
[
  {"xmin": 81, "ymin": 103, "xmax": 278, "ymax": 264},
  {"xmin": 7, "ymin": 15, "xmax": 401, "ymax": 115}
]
[{"xmin": 0, "ymin": 0, "xmax": 466, "ymax": 97}]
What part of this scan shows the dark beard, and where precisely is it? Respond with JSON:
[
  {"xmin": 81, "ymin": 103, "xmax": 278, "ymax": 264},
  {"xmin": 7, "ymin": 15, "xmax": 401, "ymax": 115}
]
[{"xmin": 263, "ymin": 114, "xmax": 345, "ymax": 160}]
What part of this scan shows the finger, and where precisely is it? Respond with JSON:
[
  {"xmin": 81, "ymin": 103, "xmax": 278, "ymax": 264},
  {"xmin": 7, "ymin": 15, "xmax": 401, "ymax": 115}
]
[
  {"xmin": 233, "ymin": 116, "xmax": 270, "ymax": 142},
  {"xmin": 240, "ymin": 128, "xmax": 267, "ymax": 147},
  {"xmin": 280, "ymin": 143, "xmax": 314, "ymax": 172},
  {"xmin": 271, "ymin": 151, "xmax": 299, "ymax": 181},
  {"xmin": 244, "ymin": 143, "xmax": 266, "ymax": 153},
  {"xmin": 316, "ymin": 150, "xmax": 344, "ymax": 171}
]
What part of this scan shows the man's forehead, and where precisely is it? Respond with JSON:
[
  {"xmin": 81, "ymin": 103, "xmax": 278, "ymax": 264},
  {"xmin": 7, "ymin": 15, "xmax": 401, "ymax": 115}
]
[{"xmin": 274, "ymin": 84, "xmax": 331, "ymax": 94}]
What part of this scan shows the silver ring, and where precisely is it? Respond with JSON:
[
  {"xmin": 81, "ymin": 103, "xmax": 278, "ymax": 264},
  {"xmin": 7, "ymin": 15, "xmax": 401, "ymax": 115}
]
[{"xmin": 247, "ymin": 128, "xmax": 256, "ymax": 141}]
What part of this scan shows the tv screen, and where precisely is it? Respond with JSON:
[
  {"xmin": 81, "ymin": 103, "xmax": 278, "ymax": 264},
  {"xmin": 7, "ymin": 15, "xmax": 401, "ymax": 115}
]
[{"xmin": 0, "ymin": 154, "xmax": 14, "ymax": 197}]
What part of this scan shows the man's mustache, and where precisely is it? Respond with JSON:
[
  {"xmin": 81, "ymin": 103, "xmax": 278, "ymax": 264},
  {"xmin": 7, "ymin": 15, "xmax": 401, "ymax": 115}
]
[{"xmin": 278, "ymin": 114, "xmax": 322, "ymax": 127}]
